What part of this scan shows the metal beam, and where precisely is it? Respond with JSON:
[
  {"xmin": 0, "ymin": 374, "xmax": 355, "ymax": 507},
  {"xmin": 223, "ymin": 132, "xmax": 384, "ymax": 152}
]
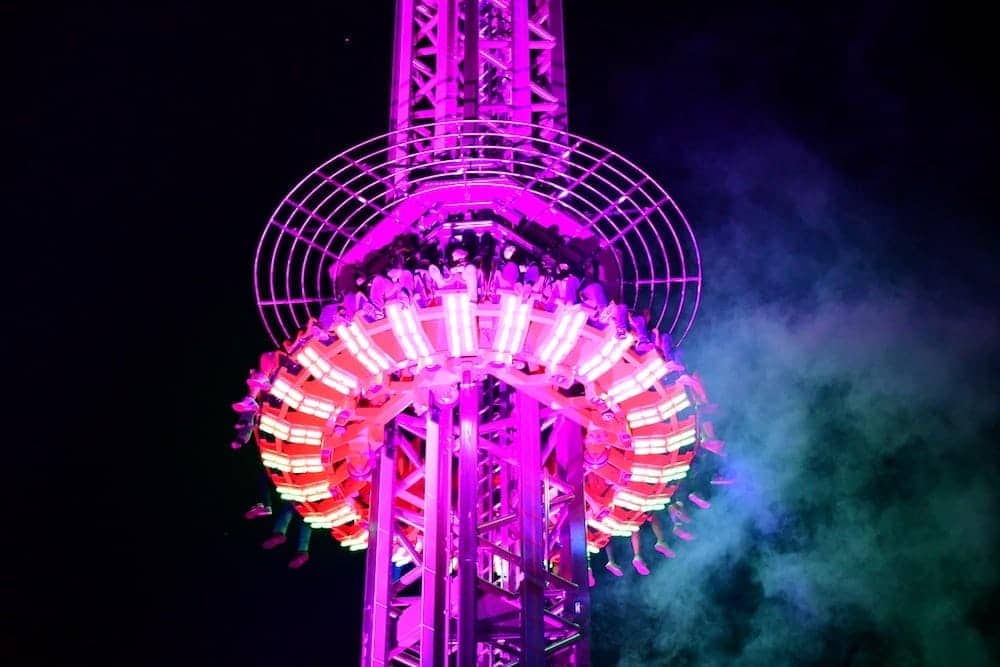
[
  {"xmin": 554, "ymin": 415, "xmax": 591, "ymax": 666},
  {"xmin": 457, "ymin": 370, "xmax": 481, "ymax": 665},
  {"xmin": 461, "ymin": 1, "xmax": 480, "ymax": 122},
  {"xmin": 420, "ymin": 398, "xmax": 453, "ymax": 667},
  {"xmin": 511, "ymin": 0, "xmax": 532, "ymax": 125},
  {"xmin": 361, "ymin": 425, "xmax": 397, "ymax": 667},
  {"xmin": 516, "ymin": 391, "xmax": 545, "ymax": 666}
]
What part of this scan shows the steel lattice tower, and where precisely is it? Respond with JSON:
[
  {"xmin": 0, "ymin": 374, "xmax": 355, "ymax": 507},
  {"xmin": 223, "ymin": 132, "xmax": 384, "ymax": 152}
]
[{"xmin": 241, "ymin": 2, "xmax": 720, "ymax": 666}]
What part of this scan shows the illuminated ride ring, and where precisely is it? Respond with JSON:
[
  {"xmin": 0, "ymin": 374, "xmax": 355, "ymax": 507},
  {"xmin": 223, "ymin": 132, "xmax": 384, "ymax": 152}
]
[
  {"xmin": 253, "ymin": 289, "xmax": 715, "ymax": 559},
  {"xmin": 254, "ymin": 120, "xmax": 702, "ymax": 348},
  {"xmin": 249, "ymin": 120, "xmax": 718, "ymax": 568}
]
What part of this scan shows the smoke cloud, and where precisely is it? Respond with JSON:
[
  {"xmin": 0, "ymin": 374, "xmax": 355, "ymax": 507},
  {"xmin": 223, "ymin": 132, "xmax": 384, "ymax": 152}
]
[{"xmin": 589, "ymin": 128, "xmax": 999, "ymax": 666}]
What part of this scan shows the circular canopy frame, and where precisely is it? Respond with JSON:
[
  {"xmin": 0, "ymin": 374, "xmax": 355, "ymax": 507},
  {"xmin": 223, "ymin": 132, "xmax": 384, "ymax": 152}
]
[{"xmin": 254, "ymin": 120, "xmax": 702, "ymax": 347}]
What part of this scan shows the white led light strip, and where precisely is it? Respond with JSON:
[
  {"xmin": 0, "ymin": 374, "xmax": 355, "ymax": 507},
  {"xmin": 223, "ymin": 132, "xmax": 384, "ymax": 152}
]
[
  {"xmin": 493, "ymin": 292, "xmax": 533, "ymax": 356},
  {"xmin": 586, "ymin": 515, "xmax": 641, "ymax": 537},
  {"xmin": 576, "ymin": 331, "xmax": 635, "ymax": 382},
  {"xmin": 629, "ymin": 462, "xmax": 691, "ymax": 484},
  {"xmin": 537, "ymin": 306, "xmax": 588, "ymax": 367},
  {"xmin": 632, "ymin": 425, "xmax": 697, "ymax": 455},
  {"xmin": 334, "ymin": 321, "xmax": 395, "ymax": 375},
  {"xmin": 386, "ymin": 302, "xmax": 434, "ymax": 365},
  {"xmin": 259, "ymin": 414, "xmax": 291, "ymax": 440},
  {"xmin": 442, "ymin": 292, "xmax": 478, "ymax": 357},
  {"xmin": 613, "ymin": 488, "xmax": 671, "ymax": 512},
  {"xmin": 260, "ymin": 451, "xmax": 323, "ymax": 473},
  {"xmin": 288, "ymin": 425, "xmax": 324, "ymax": 446},
  {"xmin": 295, "ymin": 345, "xmax": 359, "ymax": 395},
  {"xmin": 341, "ymin": 528, "xmax": 369, "ymax": 551},
  {"xmin": 258, "ymin": 414, "xmax": 324, "ymax": 445},
  {"xmin": 626, "ymin": 390, "xmax": 692, "ymax": 428},
  {"xmin": 267, "ymin": 377, "xmax": 338, "ymax": 419},
  {"xmin": 607, "ymin": 356, "xmax": 670, "ymax": 404},
  {"xmin": 270, "ymin": 378, "xmax": 304, "ymax": 407},
  {"xmin": 276, "ymin": 481, "xmax": 333, "ymax": 502},
  {"xmin": 303, "ymin": 503, "xmax": 358, "ymax": 528}
]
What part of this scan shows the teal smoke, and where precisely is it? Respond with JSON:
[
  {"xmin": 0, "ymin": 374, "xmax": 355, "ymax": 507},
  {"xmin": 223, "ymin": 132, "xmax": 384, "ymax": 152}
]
[{"xmin": 590, "ymin": 132, "xmax": 999, "ymax": 666}]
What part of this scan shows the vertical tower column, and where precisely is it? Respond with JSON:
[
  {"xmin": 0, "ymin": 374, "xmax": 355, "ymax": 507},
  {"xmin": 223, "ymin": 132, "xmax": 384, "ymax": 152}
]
[
  {"xmin": 457, "ymin": 371, "xmax": 481, "ymax": 665},
  {"xmin": 361, "ymin": 424, "xmax": 398, "ymax": 667},
  {"xmin": 420, "ymin": 398, "xmax": 454, "ymax": 667},
  {"xmin": 516, "ymin": 392, "xmax": 545, "ymax": 667},
  {"xmin": 554, "ymin": 416, "xmax": 591, "ymax": 667}
]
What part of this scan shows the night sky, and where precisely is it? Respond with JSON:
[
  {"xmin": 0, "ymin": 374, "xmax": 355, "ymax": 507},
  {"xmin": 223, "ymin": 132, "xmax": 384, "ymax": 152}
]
[{"xmin": 8, "ymin": 1, "xmax": 998, "ymax": 665}]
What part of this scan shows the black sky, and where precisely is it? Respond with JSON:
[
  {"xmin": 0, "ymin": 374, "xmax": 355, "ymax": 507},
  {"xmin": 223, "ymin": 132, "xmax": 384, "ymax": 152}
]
[{"xmin": 7, "ymin": 1, "xmax": 998, "ymax": 665}]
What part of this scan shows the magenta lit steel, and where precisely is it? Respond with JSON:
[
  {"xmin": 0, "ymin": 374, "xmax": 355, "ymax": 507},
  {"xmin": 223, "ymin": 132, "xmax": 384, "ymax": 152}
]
[{"xmin": 237, "ymin": 2, "xmax": 723, "ymax": 666}]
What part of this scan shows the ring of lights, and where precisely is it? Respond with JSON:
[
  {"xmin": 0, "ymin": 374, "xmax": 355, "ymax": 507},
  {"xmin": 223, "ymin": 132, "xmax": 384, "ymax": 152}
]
[
  {"xmin": 255, "ymin": 120, "xmax": 702, "ymax": 348},
  {"xmin": 254, "ymin": 287, "xmax": 710, "ymax": 558}
]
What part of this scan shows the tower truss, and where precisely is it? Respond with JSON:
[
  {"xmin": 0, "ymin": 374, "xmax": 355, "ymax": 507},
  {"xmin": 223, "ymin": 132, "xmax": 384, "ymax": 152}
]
[{"xmin": 239, "ymin": 2, "xmax": 720, "ymax": 666}]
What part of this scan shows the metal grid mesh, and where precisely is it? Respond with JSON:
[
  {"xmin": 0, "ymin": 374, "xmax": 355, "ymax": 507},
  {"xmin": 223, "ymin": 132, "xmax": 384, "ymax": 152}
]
[{"xmin": 255, "ymin": 120, "xmax": 701, "ymax": 346}]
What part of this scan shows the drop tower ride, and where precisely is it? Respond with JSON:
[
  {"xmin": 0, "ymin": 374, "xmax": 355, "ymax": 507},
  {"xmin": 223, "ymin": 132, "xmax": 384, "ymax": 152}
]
[{"xmin": 242, "ymin": 2, "xmax": 720, "ymax": 665}]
